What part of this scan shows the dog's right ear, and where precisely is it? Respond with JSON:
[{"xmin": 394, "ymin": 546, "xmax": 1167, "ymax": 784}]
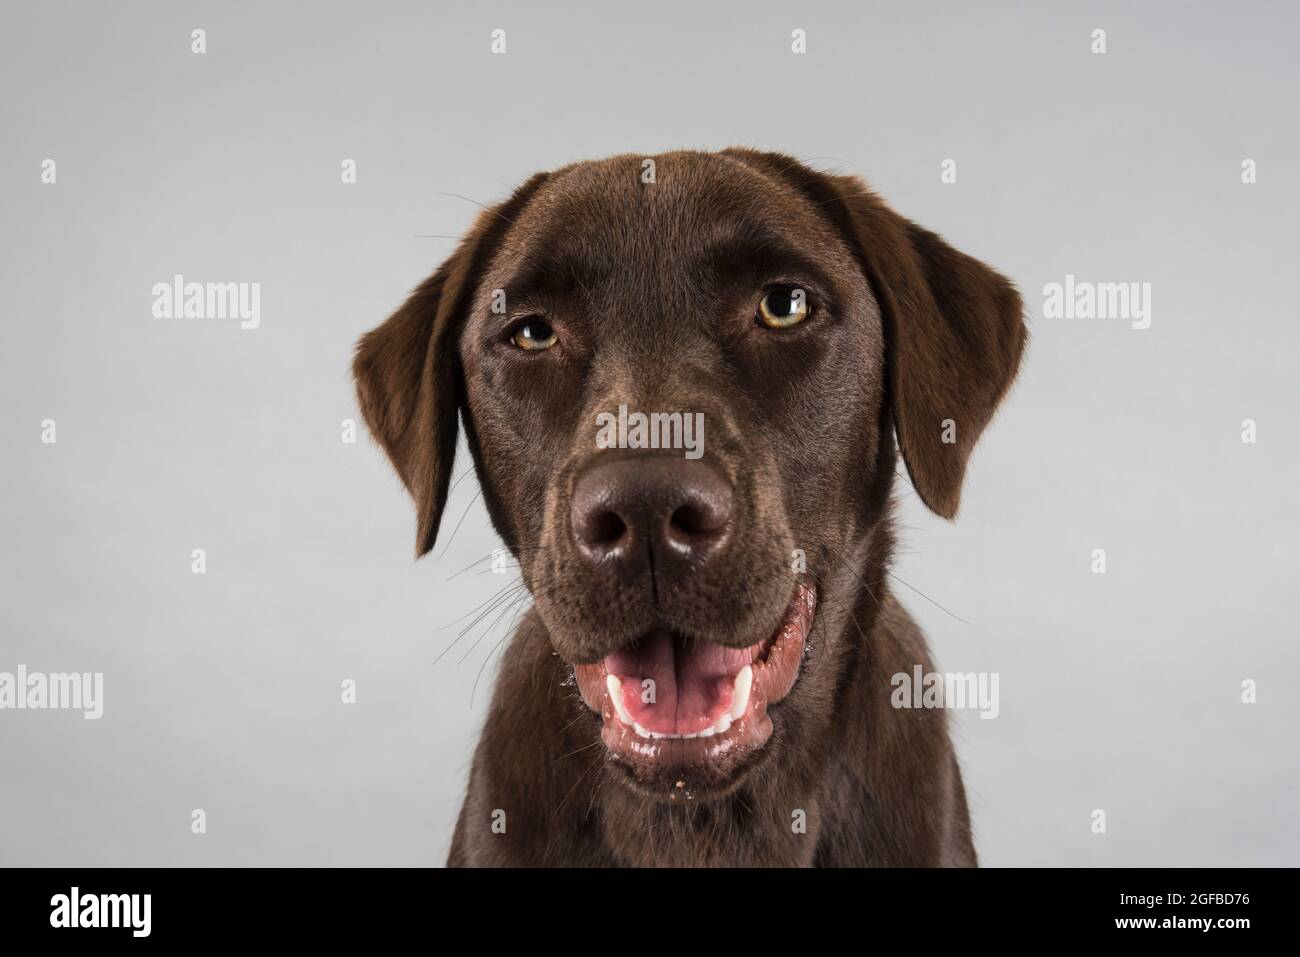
[{"xmin": 353, "ymin": 173, "xmax": 549, "ymax": 557}]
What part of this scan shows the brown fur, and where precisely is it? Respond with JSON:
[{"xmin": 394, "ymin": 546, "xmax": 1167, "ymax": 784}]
[{"xmin": 354, "ymin": 150, "xmax": 1026, "ymax": 867}]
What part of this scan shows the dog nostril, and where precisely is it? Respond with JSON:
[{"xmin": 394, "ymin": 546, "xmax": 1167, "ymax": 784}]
[
  {"xmin": 670, "ymin": 504, "xmax": 719, "ymax": 538},
  {"xmin": 587, "ymin": 510, "xmax": 628, "ymax": 548}
]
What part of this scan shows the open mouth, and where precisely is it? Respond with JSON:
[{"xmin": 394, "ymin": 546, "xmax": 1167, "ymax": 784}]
[{"xmin": 574, "ymin": 581, "xmax": 816, "ymax": 780}]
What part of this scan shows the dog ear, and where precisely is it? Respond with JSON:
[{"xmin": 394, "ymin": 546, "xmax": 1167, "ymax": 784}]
[
  {"xmin": 833, "ymin": 182, "xmax": 1026, "ymax": 518},
  {"xmin": 353, "ymin": 173, "xmax": 549, "ymax": 556},
  {"xmin": 722, "ymin": 150, "xmax": 1027, "ymax": 518}
]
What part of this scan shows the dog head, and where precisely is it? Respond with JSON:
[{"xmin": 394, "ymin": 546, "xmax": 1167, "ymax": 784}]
[{"xmin": 355, "ymin": 150, "xmax": 1025, "ymax": 798}]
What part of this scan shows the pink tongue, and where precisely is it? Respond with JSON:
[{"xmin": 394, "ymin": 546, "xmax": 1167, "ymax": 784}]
[{"xmin": 604, "ymin": 633, "xmax": 753, "ymax": 734}]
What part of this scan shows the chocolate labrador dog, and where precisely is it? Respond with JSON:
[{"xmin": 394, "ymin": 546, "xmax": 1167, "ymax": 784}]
[{"xmin": 354, "ymin": 149, "xmax": 1025, "ymax": 867}]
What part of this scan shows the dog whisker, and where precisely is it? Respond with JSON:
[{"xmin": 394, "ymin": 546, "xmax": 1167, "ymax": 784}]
[
  {"xmin": 432, "ymin": 584, "xmax": 526, "ymax": 665},
  {"xmin": 434, "ymin": 487, "xmax": 482, "ymax": 562},
  {"xmin": 456, "ymin": 587, "xmax": 527, "ymax": 666},
  {"xmin": 469, "ymin": 625, "xmax": 517, "ymax": 709},
  {"xmin": 431, "ymin": 579, "xmax": 525, "ymax": 636}
]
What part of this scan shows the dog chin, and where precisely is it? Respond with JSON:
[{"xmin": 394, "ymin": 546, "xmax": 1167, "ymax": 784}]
[{"xmin": 573, "ymin": 581, "xmax": 817, "ymax": 798}]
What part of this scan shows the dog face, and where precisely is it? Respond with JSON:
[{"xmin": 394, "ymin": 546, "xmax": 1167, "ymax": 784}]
[{"xmin": 355, "ymin": 150, "xmax": 1025, "ymax": 798}]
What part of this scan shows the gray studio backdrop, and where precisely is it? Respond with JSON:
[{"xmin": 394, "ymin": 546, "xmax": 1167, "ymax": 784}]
[{"xmin": 1, "ymin": 0, "xmax": 1296, "ymax": 866}]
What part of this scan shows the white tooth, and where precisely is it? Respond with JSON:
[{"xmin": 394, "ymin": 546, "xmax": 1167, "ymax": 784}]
[
  {"xmin": 698, "ymin": 724, "xmax": 716, "ymax": 738},
  {"xmin": 634, "ymin": 722, "xmax": 652, "ymax": 739},
  {"xmin": 682, "ymin": 731, "xmax": 698, "ymax": 739},
  {"xmin": 649, "ymin": 731, "xmax": 666, "ymax": 739},
  {"xmin": 715, "ymin": 713, "xmax": 732, "ymax": 735},
  {"xmin": 731, "ymin": 665, "xmax": 753, "ymax": 720},
  {"xmin": 607, "ymin": 675, "xmax": 635, "ymax": 726}
]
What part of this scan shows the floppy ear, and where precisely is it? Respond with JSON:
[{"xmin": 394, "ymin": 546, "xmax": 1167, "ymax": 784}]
[
  {"xmin": 722, "ymin": 149, "xmax": 1026, "ymax": 518},
  {"xmin": 353, "ymin": 173, "xmax": 549, "ymax": 556},
  {"xmin": 832, "ymin": 180, "xmax": 1025, "ymax": 517}
]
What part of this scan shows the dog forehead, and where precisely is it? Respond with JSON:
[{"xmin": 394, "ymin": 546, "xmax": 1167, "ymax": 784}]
[{"xmin": 499, "ymin": 151, "xmax": 834, "ymax": 265}]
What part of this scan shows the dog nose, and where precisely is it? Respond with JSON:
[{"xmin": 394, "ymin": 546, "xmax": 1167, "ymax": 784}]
[{"xmin": 570, "ymin": 456, "xmax": 733, "ymax": 577}]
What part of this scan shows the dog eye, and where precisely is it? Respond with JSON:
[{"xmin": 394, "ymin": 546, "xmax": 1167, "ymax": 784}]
[
  {"xmin": 756, "ymin": 287, "xmax": 809, "ymax": 329},
  {"xmin": 511, "ymin": 320, "xmax": 557, "ymax": 351}
]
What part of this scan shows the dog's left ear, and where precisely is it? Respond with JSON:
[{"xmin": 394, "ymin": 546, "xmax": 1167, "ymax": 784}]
[
  {"xmin": 353, "ymin": 173, "xmax": 549, "ymax": 556},
  {"xmin": 722, "ymin": 149, "xmax": 1027, "ymax": 518},
  {"xmin": 833, "ymin": 181, "xmax": 1027, "ymax": 518}
]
